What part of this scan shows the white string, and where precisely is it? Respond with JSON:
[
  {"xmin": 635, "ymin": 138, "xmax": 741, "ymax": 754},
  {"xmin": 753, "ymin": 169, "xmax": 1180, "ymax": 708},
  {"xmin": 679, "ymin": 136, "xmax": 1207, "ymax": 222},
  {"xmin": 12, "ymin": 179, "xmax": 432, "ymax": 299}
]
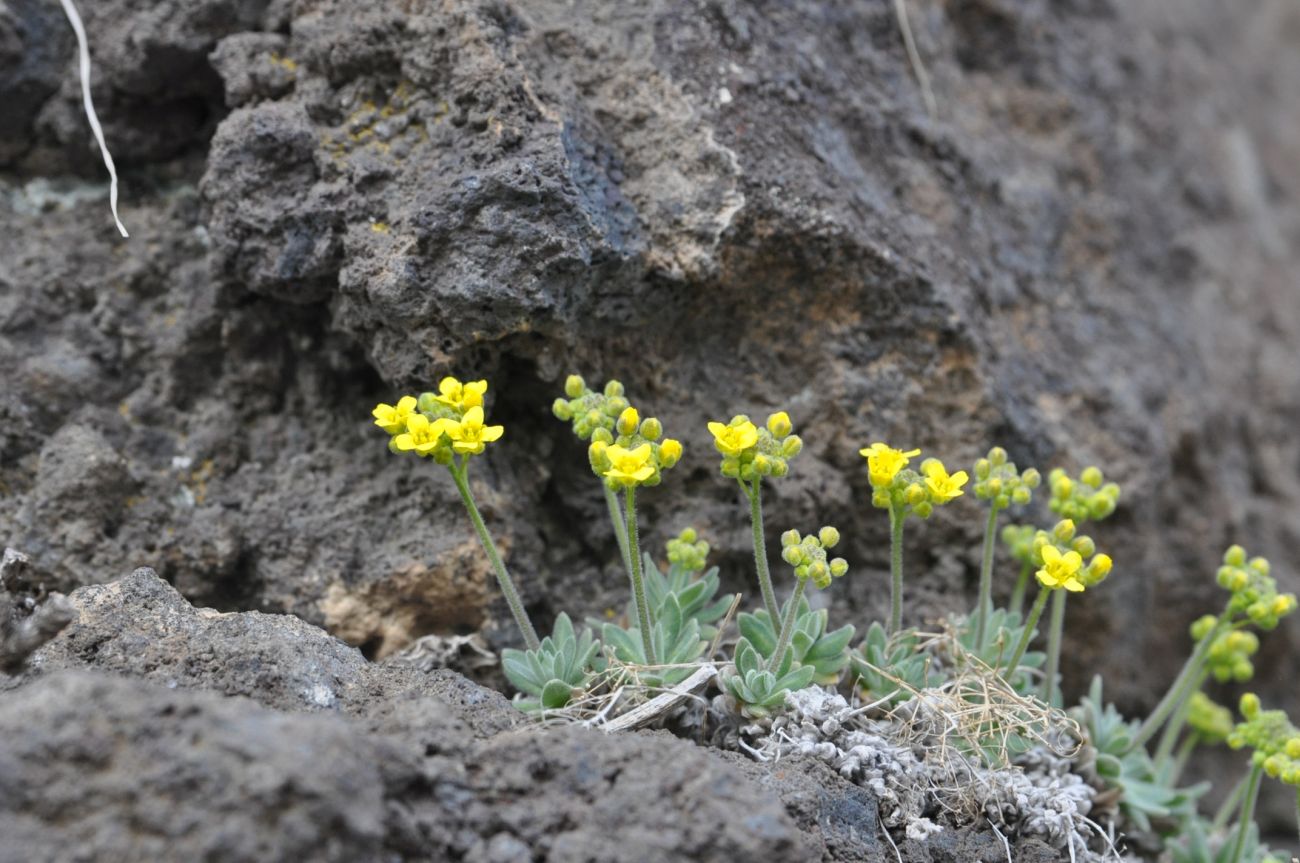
[{"xmin": 57, "ymin": 0, "xmax": 129, "ymax": 238}]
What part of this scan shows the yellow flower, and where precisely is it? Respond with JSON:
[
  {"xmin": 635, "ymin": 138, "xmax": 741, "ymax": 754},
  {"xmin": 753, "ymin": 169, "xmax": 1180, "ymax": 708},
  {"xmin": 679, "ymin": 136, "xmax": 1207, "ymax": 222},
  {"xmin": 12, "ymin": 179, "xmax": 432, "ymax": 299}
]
[
  {"xmin": 658, "ymin": 438, "xmax": 683, "ymax": 468},
  {"xmin": 923, "ymin": 461, "xmax": 968, "ymax": 504},
  {"xmin": 394, "ymin": 414, "xmax": 454, "ymax": 455},
  {"xmin": 708, "ymin": 420, "xmax": 759, "ymax": 456},
  {"xmin": 767, "ymin": 411, "xmax": 792, "ymax": 438},
  {"xmin": 859, "ymin": 442, "xmax": 921, "ymax": 488},
  {"xmin": 1036, "ymin": 545, "xmax": 1085, "ymax": 592},
  {"xmin": 372, "ymin": 395, "xmax": 418, "ymax": 434},
  {"xmin": 446, "ymin": 406, "xmax": 504, "ymax": 455},
  {"xmin": 603, "ymin": 444, "xmax": 655, "ymax": 487},
  {"xmin": 434, "ymin": 377, "xmax": 487, "ymax": 413}
]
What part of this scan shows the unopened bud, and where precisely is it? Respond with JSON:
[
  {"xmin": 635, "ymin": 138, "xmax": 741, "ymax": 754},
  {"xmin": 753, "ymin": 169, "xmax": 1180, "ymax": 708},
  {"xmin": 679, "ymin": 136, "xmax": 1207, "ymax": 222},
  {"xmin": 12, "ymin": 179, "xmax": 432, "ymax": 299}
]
[
  {"xmin": 639, "ymin": 417, "xmax": 663, "ymax": 441},
  {"xmin": 906, "ymin": 483, "xmax": 926, "ymax": 506},
  {"xmin": 781, "ymin": 435, "xmax": 803, "ymax": 457},
  {"xmin": 1080, "ymin": 466, "xmax": 1103, "ymax": 488},
  {"xmin": 1239, "ymin": 692, "xmax": 1260, "ymax": 720},
  {"xmin": 830, "ymin": 558, "xmax": 848, "ymax": 578},
  {"xmin": 989, "ymin": 446, "xmax": 1008, "ymax": 466},
  {"xmin": 782, "ymin": 545, "xmax": 803, "ymax": 566},
  {"xmin": 974, "ymin": 458, "xmax": 991, "ymax": 480},
  {"xmin": 591, "ymin": 427, "xmax": 614, "ymax": 445},
  {"xmin": 819, "ymin": 526, "xmax": 841, "ymax": 549},
  {"xmin": 1021, "ymin": 468, "xmax": 1041, "ymax": 488},
  {"xmin": 913, "ymin": 501, "xmax": 933, "ymax": 519},
  {"xmin": 770, "ymin": 458, "xmax": 789, "ymax": 478},
  {"xmin": 781, "ymin": 529, "xmax": 801, "ymax": 547},
  {"xmin": 658, "ymin": 439, "xmax": 682, "ymax": 468},
  {"xmin": 616, "ymin": 407, "xmax": 640, "ymax": 435},
  {"xmin": 1072, "ymin": 536, "xmax": 1096, "ymax": 558},
  {"xmin": 721, "ymin": 457, "xmax": 740, "ymax": 478},
  {"xmin": 564, "ymin": 374, "xmax": 586, "ymax": 398},
  {"xmin": 1224, "ymin": 545, "xmax": 1247, "ymax": 567},
  {"xmin": 767, "ymin": 411, "xmax": 792, "ymax": 438},
  {"xmin": 417, "ymin": 392, "xmax": 439, "ymax": 413},
  {"xmin": 1011, "ymin": 487, "xmax": 1031, "ymax": 506},
  {"xmin": 1053, "ymin": 519, "xmax": 1076, "ymax": 543},
  {"xmin": 552, "ymin": 398, "xmax": 574, "ymax": 421},
  {"xmin": 603, "ymin": 380, "xmax": 624, "ymax": 398}
]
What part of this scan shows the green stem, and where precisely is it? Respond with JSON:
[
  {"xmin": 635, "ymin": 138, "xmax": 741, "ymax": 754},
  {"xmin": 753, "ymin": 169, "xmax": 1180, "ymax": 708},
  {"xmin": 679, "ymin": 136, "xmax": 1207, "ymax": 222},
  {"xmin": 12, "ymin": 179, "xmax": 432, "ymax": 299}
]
[
  {"xmin": 1293, "ymin": 790, "xmax": 1299, "ymax": 852},
  {"xmin": 624, "ymin": 486, "xmax": 657, "ymax": 665},
  {"xmin": 1226, "ymin": 764, "xmax": 1263, "ymax": 863},
  {"xmin": 604, "ymin": 484, "xmax": 633, "ymax": 582},
  {"xmin": 1212, "ymin": 775, "xmax": 1248, "ymax": 833},
  {"xmin": 1128, "ymin": 622, "xmax": 1221, "ymax": 754},
  {"xmin": 768, "ymin": 577, "xmax": 808, "ymax": 673},
  {"xmin": 450, "ymin": 460, "xmax": 539, "ymax": 650},
  {"xmin": 1004, "ymin": 587, "xmax": 1050, "ymax": 676},
  {"xmin": 889, "ymin": 504, "xmax": 906, "ymax": 635},
  {"xmin": 1009, "ymin": 560, "xmax": 1032, "ymax": 618},
  {"xmin": 1041, "ymin": 588, "xmax": 1067, "ymax": 705},
  {"xmin": 745, "ymin": 478, "xmax": 781, "ymax": 622},
  {"xmin": 1168, "ymin": 733, "xmax": 1198, "ymax": 787},
  {"xmin": 1153, "ymin": 668, "xmax": 1209, "ymax": 771},
  {"xmin": 974, "ymin": 506, "xmax": 1000, "ymax": 647}
]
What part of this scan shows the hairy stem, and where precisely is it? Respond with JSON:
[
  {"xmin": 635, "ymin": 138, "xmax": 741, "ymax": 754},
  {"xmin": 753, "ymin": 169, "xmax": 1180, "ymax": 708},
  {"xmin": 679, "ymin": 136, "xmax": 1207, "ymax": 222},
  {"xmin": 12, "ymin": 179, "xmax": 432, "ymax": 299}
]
[
  {"xmin": 1005, "ymin": 587, "xmax": 1050, "ymax": 676},
  {"xmin": 1008, "ymin": 560, "xmax": 1032, "ymax": 618},
  {"xmin": 1226, "ymin": 764, "xmax": 1263, "ymax": 863},
  {"xmin": 604, "ymin": 484, "xmax": 633, "ymax": 582},
  {"xmin": 744, "ymin": 479, "xmax": 781, "ymax": 622},
  {"xmin": 1128, "ymin": 622, "xmax": 1221, "ymax": 753},
  {"xmin": 889, "ymin": 504, "xmax": 906, "ymax": 635},
  {"xmin": 974, "ymin": 506, "xmax": 1000, "ymax": 647},
  {"xmin": 624, "ymin": 486, "xmax": 657, "ymax": 665},
  {"xmin": 768, "ymin": 577, "xmax": 808, "ymax": 673},
  {"xmin": 451, "ymin": 460, "xmax": 539, "ymax": 650},
  {"xmin": 1041, "ymin": 588, "xmax": 1067, "ymax": 705},
  {"xmin": 1168, "ymin": 733, "xmax": 1198, "ymax": 787}
]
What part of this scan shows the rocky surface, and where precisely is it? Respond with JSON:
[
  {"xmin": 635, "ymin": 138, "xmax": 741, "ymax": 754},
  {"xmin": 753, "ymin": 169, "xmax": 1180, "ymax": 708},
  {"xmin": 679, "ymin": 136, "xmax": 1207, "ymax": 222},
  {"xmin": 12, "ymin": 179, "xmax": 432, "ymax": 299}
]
[
  {"xmin": 2, "ymin": 0, "xmax": 1299, "ymax": 842},
  {"xmin": 0, "ymin": 566, "xmax": 1080, "ymax": 862}
]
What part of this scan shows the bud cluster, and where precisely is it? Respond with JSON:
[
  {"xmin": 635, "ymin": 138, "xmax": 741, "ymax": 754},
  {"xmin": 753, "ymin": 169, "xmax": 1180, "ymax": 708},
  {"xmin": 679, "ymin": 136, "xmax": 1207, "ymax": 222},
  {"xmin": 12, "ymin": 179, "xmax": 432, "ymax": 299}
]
[
  {"xmin": 1216, "ymin": 545, "xmax": 1297, "ymax": 630},
  {"xmin": 1205, "ymin": 628, "xmax": 1261, "ymax": 683},
  {"xmin": 1186, "ymin": 691, "xmax": 1235, "ymax": 743},
  {"xmin": 1027, "ymin": 518, "xmax": 1113, "ymax": 590},
  {"xmin": 1229, "ymin": 694, "xmax": 1300, "ymax": 787},
  {"xmin": 666, "ymin": 528, "xmax": 709, "ymax": 572},
  {"xmin": 972, "ymin": 446, "xmax": 1040, "ymax": 511},
  {"xmin": 779, "ymin": 527, "xmax": 849, "ymax": 589},
  {"xmin": 707, "ymin": 412, "xmax": 802, "ymax": 482},
  {"xmin": 1001, "ymin": 523, "xmax": 1038, "ymax": 564},
  {"xmin": 552, "ymin": 375, "xmax": 627, "ymax": 440},
  {"xmin": 1047, "ymin": 466, "xmax": 1120, "ymax": 523}
]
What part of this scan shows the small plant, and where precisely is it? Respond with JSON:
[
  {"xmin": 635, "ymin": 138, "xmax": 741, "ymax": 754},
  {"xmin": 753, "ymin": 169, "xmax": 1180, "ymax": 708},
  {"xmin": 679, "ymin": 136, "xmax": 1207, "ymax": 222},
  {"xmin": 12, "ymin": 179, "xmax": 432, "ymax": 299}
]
[
  {"xmin": 640, "ymin": 529, "xmax": 734, "ymax": 640},
  {"xmin": 851, "ymin": 622, "xmax": 933, "ymax": 704},
  {"xmin": 502, "ymin": 613, "xmax": 602, "ymax": 711},
  {"xmin": 738, "ymin": 600, "xmax": 855, "ymax": 686},
  {"xmin": 860, "ymin": 444, "xmax": 967, "ymax": 633},
  {"xmin": 601, "ymin": 592, "xmax": 707, "ymax": 688}
]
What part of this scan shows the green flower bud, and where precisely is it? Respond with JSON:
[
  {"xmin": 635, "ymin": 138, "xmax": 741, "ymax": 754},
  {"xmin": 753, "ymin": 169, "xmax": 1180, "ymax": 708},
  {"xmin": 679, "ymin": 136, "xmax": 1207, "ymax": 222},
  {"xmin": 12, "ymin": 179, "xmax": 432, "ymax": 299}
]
[
  {"xmin": 1100, "ymin": 482, "xmax": 1121, "ymax": 500},
  {"xmin": 639, "ymin": 417, "xmax": 663, "ymax": 441},
  {"xmin": 782, "ymin": 545, "xmax": 803, "ymax": 566},
  {"xmin": 1053, "ymin": 519, "xmax": 1076, "ymax": 543},
  {"xmin": 989, "ymin": 446, "xmax": 1008, "ymax": 466},
  {"xmin": 1053, "ymin": 475, "xmax": 1074, "ymax": 497},
  {"xmin": 770, "ymin": 458, "xmax": 789, "ymax": 478},
  {"xmin": 1190, "ymin": 615, "xmax": 1218, "ymax": 640},
  {"xmin": 1224, "ymin": 545, "xmax": 1247, "ymax": 567},
  {"xmin": 658, "ymin": 439, "xmax": 683, "ymax": 468},
  {"xmin": 1240, "ymin": 692, "xmax": 1260, "ymax": 720},
  {"xmin": 872, "ymin": 489, "xmax": 891, "ymax": 509},
  {"xmin": 1072, "ymin": 536, "xmax": 1096, "ymax": 558},
  {"xmin": 781, "ymin": 435, "xmax": 803, "ymax": 457},
  {"xmin": 819, "ymin": 526, "xmax": 841, "ymax": 549},
  {"xmin": 588, "ymin": 441, "xmax": 610, "ymax": 472},
  {"xmin": 994, "ymin": 493, "xmax": 1011, "ymax": 510},
  {"xmin": 603, "ymin": 380, "xmax": 624, "ymax": 398},
  {"xmin": 905, "ymin": 483, "xmax": 926, "ymax": 506},
  {"xmin": 565, "ymin": 375, "xmax": 586, "ymax": 398},
  {"xmin": 1021, "ymin": 468, "xmax": 1041, "ymax": 488},
  {"xmin": 585, "ymin": 409, "xmax": 604, "ymax": 428},
  {"xmin": 987, "ymin": 477, "xmax": 1003, "ymax": 496},
  {"xmin": 417, "ymin": 392, "xmax": 439, "ymax": 413},
  {"xmin": 387, "ymin": 437, "xmax": 402, "ymax": 455},
  {"xmin": 721, "ymin": 458, "xmax": 740, "ymax": 478},
  {"xmin": 591, "ymin": 427, "xmax": 614, "ymax": 445},
  {"xmin": 1011, "ymin": 487, "xmax": 1031, "ymax": 506},
  {"xmin": 433, "ymin": 446, "xmax": 454, "ymax": 465},
  {"xmin": 830, "ymin": 558, "xmax": 848, "ymax": 578},
  {"xmin": 739, "ymin": 462, "xmax": 758, "ymax": 482},
  {"xmin": 974, "ymin": 459, "xmax": 991, "ymax": 480},
  {"xmin": 754, "ymin": 454, "xmax": 773, "ymax": 476},
  {"xmin": 1233, "ymin": 661, "xmax": 1254, "ymax": 683},
  {"xmin": 1088, "ymin": 496, "xmax": 1116, "ymax": 520},
  {"xmin": 780, "ymin": 529, "xmax": 801, "ymax": 547},
  {"xmin": 552, "ymin": 398, "xmax": 574, "ymax": 421},
  {"xmin": 913, "ymin": 501, "xmax": 933, "ymax": 519},
  {"xmin": 1080, "ymin": 466, "xmax": 1103, "ymax": 488},
  {"xmin": 1249, "ymin": 557, "xmax": 1270, "ymax": 576},
  {"xmin": 795, "ymin": 564, "xmax": 810, "ymax": 581}
]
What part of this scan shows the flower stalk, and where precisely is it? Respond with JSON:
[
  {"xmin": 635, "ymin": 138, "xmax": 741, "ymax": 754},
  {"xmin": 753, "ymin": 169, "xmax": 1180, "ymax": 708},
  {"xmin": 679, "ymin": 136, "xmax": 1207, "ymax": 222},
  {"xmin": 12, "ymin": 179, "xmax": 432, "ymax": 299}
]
[
  {"xmin": 1129, "ymin": 622, "xmax": 1220, "ymax": 753},
  {"xmin": 888, "ymin": 503, "xmax": 906, "ymax": 634},
  {"xmin": 1005, "ymin": 586, "xmax": 1050, "ymax": 675},
  {"xmin": 623, "ymin": 486, "xmax": 657, "ymax": 665},
  {"xmin": 1041, "ymin": 588, "xmax": 1067, "ymax": 704},
  {"xmin": 1225, "ymin": 764, "xmax": 1263, "ymax": 863},
  {"xmin": 767, "ymin": 577, "xmax": 809, "ymax": 673},
  {"xmin": 745, "ymin": 478, "xmax": 781, "ymax": 622},
  {"xmin": 974, "ymin": 505, "xmax": 1000, "ymax": 647}
]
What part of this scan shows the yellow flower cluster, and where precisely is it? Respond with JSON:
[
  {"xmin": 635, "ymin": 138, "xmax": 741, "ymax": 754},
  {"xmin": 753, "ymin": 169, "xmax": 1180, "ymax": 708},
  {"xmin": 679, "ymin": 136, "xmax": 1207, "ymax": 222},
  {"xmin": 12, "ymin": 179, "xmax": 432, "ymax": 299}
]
[
  {"xmin": 588, "ymin": 405, "xmax": 683, "ymax": 490},
  {"xmin": 707, "ymin": 412, "xmax": 802, "ymax": 481},
  {"xmin": 1230, "ymin": 694, "xmax": 1300, "ymax": 787},
  {"xmin": 1028, "ymin": 518, "xmax": 1113, "ymax": 593},
  {"xmin": 860, "ymin": 443, "xmax": 968, "ymax": 518},
  {"xmin": 372, "ymin": 376, "xmax": 504, "ymax": 463}
]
